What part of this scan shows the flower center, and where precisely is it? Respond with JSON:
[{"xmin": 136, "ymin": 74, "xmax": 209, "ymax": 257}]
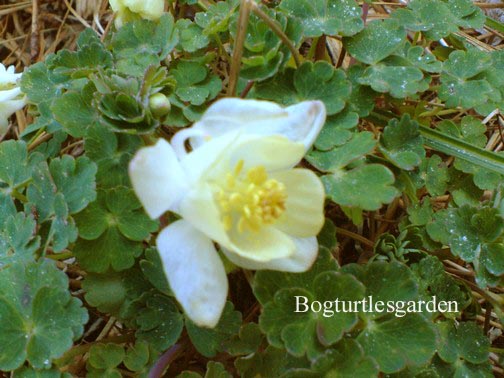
[{"xmin": 216, "ymin": 160, "xmax": 287, "ymax": 233}]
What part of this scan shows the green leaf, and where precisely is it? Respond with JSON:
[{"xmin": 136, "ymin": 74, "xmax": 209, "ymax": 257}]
[
  {"xmin": 260, "ymin": 272, "xmax": 365, "ymax": 360},
  {"xmin": 51, "ymin": 84, "xmax": 100, "ymax": 138},
  {"xmin": 254, "ymin": 62, "xmax": 351, "ymax": 115},
  {"xmin": 185, "ymin": 301, "xmax": 242, "ymax": 357},
  {"xmin": 392, "ymin": 0, "xmax": 485, "ymax": 39},
  {"xmin": 74, "ymin": 187, "xmax": 158, "ymax": 272},
  {"xmin": 135, "ymin": 293, "xmax": 184, "ymax": 351},
  {"xmin": 0, "ymin": 140, "xmax": 32, "ymax": 191},
  {"xmin": 123, "ymin": 342, "xmax": 151, "ymax": 373},
  {"xmin": 379, "ymin": 114, "xmax": 425, "ymax": 170},
  {"xmin": 343, "ymin": 19, "xmax": 406, "ymax": 65},
  {"xmin": 223, "ymin": 323, "xmax": 262, "ymax": 356},
  {"xmin": 427, "ymin": 205, "xmax": 504, "ymax": 263},
  {"xmin": 437, "ymin": 321, "xmax": 490, "ymax": 364},
  {"xmin": 172, "ymin": 61, "xmax": 222, "ymax": 106},
  {"xmin": 82, "ymin": 271, "xmax": 128, "ymax": 315},
  {"xmin": 358, "ymin": 65, "xmax": 429, "ymax": 98},
  {"xmin": 14, "ymin": 366, "xmax": 71, "ymax": 378},
  {"xmin": 314, "ymin": 110, "xmax": 359, "ymax": 151},
  {"xmin": 110, "ymin": 14, "xmax": 179, "ymax": 76},
  {"xmin": 419, "ymin": 155, "xmax": 449, "ymax": 196},
  {"xmin": 87, "ymin": 343, "xmax": 124, "ymax": 378},
  {"xmin": 140, "ymin": 247, "xmax": 171, "ymax": 294},
  {"xmin": 279, "ymin": 0, "xmax": 363, "ymax": 38},
  {"xmin": 412, "ymin": 256, "xmax": 468, "ymax": 318},
  {"xmin": 176, "ymin": 19, "xmax": 209, "ymax": 53},
  {"xmin": 285, "ymin": 339, "xmax": 379, "ymax": 378},
  {"xmin": 0, "ymin": 212, "xmax": 40, "ymax": 266},
  {"xmin": 317, "ymin": 218, "xmax": 337, "ymax": 251},
  {"xmin": 322, "ymin": 164, "xmax": 399, "ymax": 210},
  {"xmin": 49, "ymin": 155, "xmax": 97, "ymax": 214},
  {"xmin": 84, "ymin": 125, "xmax": 140, "ymax": 188},
  {"xmin": 194, "ymin": 0, "xmax": 239, "ymax": 36},
  {"xmin": 439, "ymin": 49, "xmax": 494, "ymax": 109},
  {"xmin": 178, "ymin": 361, "xmax": 233, "ymax": 378},
  {"xmin": 237, "ymin": 347, "xmax": 311, "ymax": 377},
  {"xmin": 357, "ymin": 314, "xmax": 436, "ymax": 374},
  {"xmin": 308, "ymin": 131, "xmax": 376, "ymax": 172},
  {"xmin": 0, "ymin": 259, "xmax": 88, "ymax": 370}
]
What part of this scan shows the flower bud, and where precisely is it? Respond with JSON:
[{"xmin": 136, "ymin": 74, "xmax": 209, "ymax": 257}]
[{"xmin": 149, "ymin": 93, "xmax": 171, "ymax": 117}]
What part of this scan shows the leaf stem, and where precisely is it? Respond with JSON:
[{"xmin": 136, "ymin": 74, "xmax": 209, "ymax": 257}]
[{"xmin": 227, "ymin": 0, "xmax": 251, "ymax": 96}]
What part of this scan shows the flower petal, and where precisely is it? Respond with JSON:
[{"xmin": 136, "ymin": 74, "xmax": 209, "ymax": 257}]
[
  {"xmin": 123, "ymin": 0, "xmax": 164, "ymax": 19},
  {"xmin": 129, "ymin": 139, "xmax": 188, "ymax": 218},
  {"xmin": 229, "ymin": 135, "xmax": 305, "ymax": 172},
  {"xmin": 186, "ymin": 98, "xmax": 326, "ymax": 151},
  {"xmin": 271, "ymin": 169, "xmax": 325, "ymax": 238},
  {"xmin": 222, "ymin": 236, "xmax": 318, "ymax": 272},
  {"xmin": 157, "ymin": 220, "xmax": 228, "ymax": 328},
  {"xmin": 228, "ymin": 226, "xmax": 295, "ymax": 262},
  {"xmin": 178, "ymin": 183, "xmax": 230, "ymax": 248},
  {"xmin": 0, "ymin": 99, "xmax": 26, "ymax": 133}
]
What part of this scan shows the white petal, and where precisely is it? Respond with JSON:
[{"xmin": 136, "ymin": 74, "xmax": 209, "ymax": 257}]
[
  {"xmin": 185, "ymin": 98, "xmax": 326, "ymax": 151},
  {"xmin": 0, "ymin": 64, "xmax": 22, "ymax": 87},
  {"xmin": 123, "ymin": 0, "xmax": 164, "ymax": 19},
  {"xmin": 0, "ymin": 99, "xmax": 26, "ymax": 133},
  {"xmin": 128, "ymin": 139, "xmax": 189, "ymax": 218},
  {"xmin": 0, "ymin": 87, "xmax": 22, "ymax": 102},
  {"xmin": 178, "ymin": 182, "xmax": 231, "ymax": 249},
  {"xmin": 157, "ymin": 220, "xmax": 228, "ymax": 328},
  {"xmin": 222, "ymin": 236, "xmax": 318, "ymax": 272}
]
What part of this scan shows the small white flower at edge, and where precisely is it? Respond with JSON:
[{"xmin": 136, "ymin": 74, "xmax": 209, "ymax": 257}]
[
  {"xmin": 129, "ymin": 99, "xmax": 326, "ymax": 328},
  {"xmin": 0, "ymin": 64, "xmax": 26, "ymax": 135}
]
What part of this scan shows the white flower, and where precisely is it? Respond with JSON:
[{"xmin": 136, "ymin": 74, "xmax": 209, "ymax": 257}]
[
  {"xmin": 109, "ymin": 0, "xmax": 164, "ymax": 28},
  {"xmin": 171, "ymin": 98, "xmax": 326, "ymax": 155},
  {"xmin": 0, "ymin": 64, "xmax": 26, "ymax": 135},
  {"xmin": 129, "ymin": 99, "xmax": 326, "ymax": 328}
]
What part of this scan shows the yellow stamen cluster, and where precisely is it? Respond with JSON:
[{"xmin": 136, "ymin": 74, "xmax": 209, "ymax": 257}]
[{"xmin": 217, "ymin": 160, "xmax": 287, "ymax": 233}]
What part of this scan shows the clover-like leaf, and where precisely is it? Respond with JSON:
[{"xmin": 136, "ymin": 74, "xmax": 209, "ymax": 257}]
[
  {"xmin": 46, "ymin": 29, "xmax": 112, "ymax": 82},
  {"xmin": 439, "ymin": 50, "xmax": 494, "ymax": 109},
  {"xmin": 392, "ymin": 0, "xmax": 484, "ymax": 40},
  {"xmin": 314, "ymin": 110, "xmax": 359, "ymax": 151},
  {"xmin": 379, "ymin": 114, "xmax": 425, "ymax": 170},
  {"xmin": 0, "ymin": 140, "xmax": 32, "ymax": 191},
  {"xmin": 420, "ymin": 155, "xmax": 449, "ymax": 196},
  {"xmin": 279, "ymin": 0, "xmax": 363, "ymax": 38},
  {"xmin": 285, "ymin": 339, "xmax": 379, "ymax": 378},
  {"xmin": 14, "ymin": 366, "xmax": 71, "ymax": 378},
  {"xmin": 86, "ymin": 343, "xmax": 125, "ymax": 378},
  {"xmin": 175, "ymin": 19, "xmax": 209, "ymax": 53},
  {"xmin": 223, "ymin": 323, "xmax": 262, "ymax": 356},
  {"xmin": 84, "ymin": 125, "xmax": 140, "ymax": 188},
  {"xmin": 139, "ymin": 248, "xmax": 171, "ymax": 294},
  {"xmin": 358, "ymin": 65, "xmax": 429, "ymax": 98},
  {"xmin": 123, "ymin": 342, "xmax": 151, "ymax": 373},
  {"xmin": 322, "ymin": 164, "xmax": 399, "ymax": 210},
  {"xmin": 177, "ymin": 361, "xmax": 233, "ymax": 378},
  {"xmin": 412, "ymin": 256, "xmax": 468, "ymax": 318},
  {"xmin": 185, "ymin": 301, "xmax": 242, "ymax": 357},
  {"xmin": 357, "ymin": 314, "xmax": 436, "ymax": 374},
  {"xmin": 426, "ymin": 205, "xmax": 504, "ymax": 263},
  {"xmin": 260, "ymin": 272, "xmax": 365, "ymax": 360},
  {"xmin": 254, "ymin": 62, "xmax": 351, "ymax": 115},
  {"xmin": 0, "ymin": 211, "xmax": 40, "ymax": 267},
  {"xmin": 343, "ymin": 19, "xmax": 406, "ymax": 65},
  {"xmin": 194, "ymin": 0, "xmax": 239, "ymax": 36},
  {"xmin": 0, "ymin": 260, "xmax": 88, "ymax": 371},
  {"xmin": 437, "ymin": 321, "xmax": 490, "ymax": 365},
  {"xmin": 135, "ymin": 293, "xmax": 184, "ymax": 351},
  {"xmin": 308, "ymin": 131, "xmax": 376, "ymax": 172},
  {"xmin": 74, "ymin": 187, "xmax": 158, "ymax": 272},
  {"xmin": 110, "ymin": 14, "xmax": 178, "ymax": 76},
  {"xmin": 235, "ymin": 346, "xmax": 310, "ymax": 378}
]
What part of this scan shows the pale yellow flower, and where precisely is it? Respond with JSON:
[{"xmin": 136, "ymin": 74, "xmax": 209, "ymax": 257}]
[
  {"xmin": 109, "ymin": 0, "xmax": 164, "ymax": 27},
  {"xmin": 129, "ymin": 99, "xmax": 326, "ymax": 327}
]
